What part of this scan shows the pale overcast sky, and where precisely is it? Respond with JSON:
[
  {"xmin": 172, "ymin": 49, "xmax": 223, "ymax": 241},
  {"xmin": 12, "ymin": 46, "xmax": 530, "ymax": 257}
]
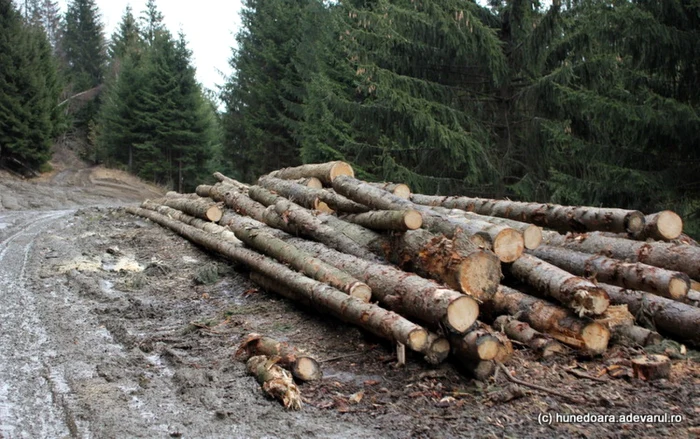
[{"xmin": 56, "ymin": 0, "xmax": 243, "ymax": 93}]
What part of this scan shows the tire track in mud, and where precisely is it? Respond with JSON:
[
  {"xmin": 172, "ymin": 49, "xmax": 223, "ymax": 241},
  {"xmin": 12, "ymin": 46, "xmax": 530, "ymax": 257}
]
[{"xmin": 0, "ymin": 210, "xmax": 75, "ymax": 439}]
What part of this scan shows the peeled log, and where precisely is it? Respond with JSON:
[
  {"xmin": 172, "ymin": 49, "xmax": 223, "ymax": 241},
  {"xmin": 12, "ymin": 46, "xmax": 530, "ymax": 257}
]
[
  {"xmin": 632, "ymin": 211, "xmax": 683, "ymax": 241},
  {"xmin": 256, "ymin": 176, "xmax": 369, "ymax": 213},
  {"xmin": 285, "ymin": 237, "xmax": 479, "ymax": 333},
  {"xmin": 236, "ymin": 333, "xmax": 322, "ymax": 381},
  {"xmin": 268, "ymin": 161, "xmax": 354, "ymax": 184},
  {"xmin": 160, "ymin": 197, "xmax": 223, "ymax": 223},
  {"xmin": 340, "ymin": 210, "xmax": 423, "ymax": 231},
  {"xmin": 543, "ymin": 231, "xmax": 700, "ymax": 281},
  {"xmin": 486, "ymin": 286, "xmax": 610, "ymax": 355},
  {"xmin": 410, "ymin": 194, "xmax": 645, "ymax": 234},
  {"xmin": 125, "ymin": 207, "xmax": 429, "ymax": 353},
  {"xmin": 599, "ymin": 283, "xmax": 700, "ymax": 345},
  {"xmin": 530, "ymin": 245, "xmax": 690, "ymax": 301},
  {"xmin": 246, "ymin": 355, "xmax": 302, "ymax": 410},
  {"xmin": 509, "ymin": 254, "xmax": 610, "ymax": 317},
  {"xmin": 223, "ymin": 213, "xmax": 372, "ymax": 302},
  {"xmin": 368, "ymin": 182, "xmax": 411, "ymax": 199},
  {"xmin": 493, "ymin": 315, "xmax": 566, "ymax": 358}
]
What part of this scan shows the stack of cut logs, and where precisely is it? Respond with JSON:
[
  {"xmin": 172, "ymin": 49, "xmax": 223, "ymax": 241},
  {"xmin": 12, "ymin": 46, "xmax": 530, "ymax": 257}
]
[{"xmin": 126, "ymin": 161, "xmax": 700, "ymax": 385}]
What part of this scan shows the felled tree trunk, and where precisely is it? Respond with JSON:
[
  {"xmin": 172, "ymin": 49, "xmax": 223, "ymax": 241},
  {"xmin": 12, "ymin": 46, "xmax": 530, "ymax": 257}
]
[
  {"xmin": 508, "ymin": 254, "xmax": 610, "ymax": 316},
  {"xmin": 449, "ymin": 326, "xmax": 501, "ymax": 362},
  {"xmin": 256, "ymin": 176, "xmax": 368, "ymax": 213},
  {"xmin": 543, "ymin": 231, "xmax": 700, "ymax": 281},
  {"xmin": 367, "ymin": 182, "xmax": 411, "ymax": 199},
  {"xmin": 246, "ymin": 355, "xmax": 303, "ymax": 410},
  {"xmin": 268, "ymin": 161, "xmax": 354, "ymax": 184},
  {"xmin": 410, "ymin": 194, "xmax": 646, "ymax": 234},
  {"xmin": 444, "ymin": 209, "xmax": 542, "ymax": 250},
  {"xmin": 599, "ymin": 283, "xmax": 700, "ymax": 345},
  {"xmin": 213, "ymin": 171, "xmax": 249, "ymax": 193},
  {"xmin": 223, "ymin": 213, "xmax": 372, "ymax": 302},
  {"xmin": 160, "ymin": 197, "xmax": 223, "ymax": 223},
  {"xmin": 529, "ymin": 245, "xmax": 690, "ymax": 301},
  {"xmin": 484, "ymin": 286, "xmax": 610, "ymax": 355},
  {"xmin": 125, "ymin": 207, "xmax": 430, "ymax": 353},
  {"xmin": 140, "ymin": 201, "xmax": 239, "ymax": 242},
  {"xmin": 493, "ymin": 315, "xmax": 566, "ymax": 358},
  {"xmin": 236, "ymin": 333, "xmax": 322, "ymax": 381},
  {"xmin": 340, "ymin": 210, "xmax": 423, "ymax": 231},
  {"xmin": 595, "ymin": 305, "xmax": 663, "ymax": 347},
  {"xmin": 284, "ymin": 237, "xmax": 479, "ymax": 333},
  {"xmin": 632, "ymin": 211, "xmax": 683, "ymax": 241}
]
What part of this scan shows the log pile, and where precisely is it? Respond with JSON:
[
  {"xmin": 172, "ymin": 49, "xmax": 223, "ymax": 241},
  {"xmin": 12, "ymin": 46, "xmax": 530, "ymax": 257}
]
[{"xmin": 124, "ymin": 161, "xmax": 700, "ymax": 395}]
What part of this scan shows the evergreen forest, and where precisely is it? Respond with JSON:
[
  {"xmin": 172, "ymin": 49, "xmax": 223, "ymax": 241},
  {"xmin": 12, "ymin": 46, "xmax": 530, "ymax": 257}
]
[{"xmin": 0, "ymin": 0, "xmax": 698, "ymax": 235}]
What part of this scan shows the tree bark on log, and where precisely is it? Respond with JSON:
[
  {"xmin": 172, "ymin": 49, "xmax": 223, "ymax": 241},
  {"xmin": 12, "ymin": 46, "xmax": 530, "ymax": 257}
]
[
  {"xmin": 595, "ymin": 305, "xmax": 663, "ymax": 347},
  {"xmin": 508, "ymin": 254, "xmax": 610, "ymax": 316},
  {"xmin": 141, "ymin": 201, "xmax": 240, "ymax": 242},
  {"xmin": 542, "ymin": 231, "xmax": 700, "ymax": 281},
  {"xmin": 268, "ymin": 161, "xmax": 354, "ymax": 184},
  {"xmin": 257, "ymin": 176, "xmax": 369, "ymax": 213},
  {"xmin": 632, "ymin": 211, "xmax": 683, "ymax": 241},
  {"xmin": 246, "ymin": 355, "xmax": 303, "ymax": 410},
  {"xmin": 598, "ymin": 283, "xmax": 700, "ymax": 345},
  {"xmin": 449, "ymin": 329, "xmax": 500, "ymax": 362},
  {"xmin": 223, "ymin": 213, "xmax": 372, "ymax": 302},
  {"xmin": 529, "ymin": 245, "xmax": 690, "ymax": 301},
  {"xmin": 424, "ymin": 334, "xmax": 451, "ymax": 365},
  {"xmin": 160, "ymin": 197, "xmax": 223, "ymax": 223},
  {"xmin": 294, "ymin": 177, "xmax": 323, "ymax": 189},
  {"xmin": 340, "ymin": 210, "xmax": 423, "ymax": 231},
  {"xmin": 410, "ymin": 194, "xmax": 646, "ymax": 234},
  {"xmin": 236, "ymin": 333, "xmax": 323, "ymax": 381},
  {"xmin": 283, "ymin": 237, "xmax": 479, "ymax": 333},
  {"xmin": 367, "ymin": 182, "xmax": 411, "ymax": 199},
  {"xmin": 125, "ymin": 207, "xmax": 430, "ymax": 353},
  {"xmin": 318, "ymin": 215, "xmax": 501, "ymax": 299},
  {"xmin": 213, "ymin": 171, "xmax": 249, "ymax": 193},
  {"xmin": 442, "ymin": 209, "xmax": 542, "ymax": 250},
  {"xmin": 485, "ymin": 286, "xmax": 610, "ymax": 355},
  {"xmin": 493, "ymin": 315, "xmax": 566, "ymax": 357}
]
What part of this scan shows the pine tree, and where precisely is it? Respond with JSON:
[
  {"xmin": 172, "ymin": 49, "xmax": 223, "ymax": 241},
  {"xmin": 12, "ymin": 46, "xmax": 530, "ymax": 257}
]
[
  {"xmin": 108, "ymin": 5, "xmax": 140, "ymax": 61},
  {"xmin": 0, "ymin": 0, "xmax": 61, "ymax": 172},
  {"xmin": 63, "ymin": 0, "xmax": 105, "ymax": 91}
]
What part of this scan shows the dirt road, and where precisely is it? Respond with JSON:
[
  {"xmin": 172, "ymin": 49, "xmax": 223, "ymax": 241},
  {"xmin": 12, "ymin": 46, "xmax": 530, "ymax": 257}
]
[{"xmin": 0, "ymin": 154, "xmax": 697, "ymax": 438}]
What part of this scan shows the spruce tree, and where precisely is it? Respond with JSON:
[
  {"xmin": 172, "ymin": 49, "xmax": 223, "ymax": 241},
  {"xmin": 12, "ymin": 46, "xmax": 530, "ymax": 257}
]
[{"xmin": 63, "ymin": 0, "xmax": 105, "ymax": 92}]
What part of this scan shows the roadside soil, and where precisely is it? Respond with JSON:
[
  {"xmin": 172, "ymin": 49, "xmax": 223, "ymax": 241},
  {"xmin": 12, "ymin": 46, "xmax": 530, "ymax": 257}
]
[{"xmin": 0, "ymin": 151, "xmax": 698, "ymax": 438}]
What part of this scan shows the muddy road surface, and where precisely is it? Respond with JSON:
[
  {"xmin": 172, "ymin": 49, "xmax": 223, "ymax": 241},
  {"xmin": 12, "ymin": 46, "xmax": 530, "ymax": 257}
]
[{"xmin": 0, "ymin": 158, "xmax": 698, "ymax": 438}]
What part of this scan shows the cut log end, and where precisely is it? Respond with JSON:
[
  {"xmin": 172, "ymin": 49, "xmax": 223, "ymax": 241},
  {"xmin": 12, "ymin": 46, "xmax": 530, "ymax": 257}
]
[
  {"xmin": 424, "ymin": 337, "xmax": 450, "ymax": 365},
  {"xmin": 581, "ymin": 322, "xmax": 610, "ymax": 355},
  {"xmin": 206, "ymin": 206, "xmax": 223, "ymax": 223},
  {"xmin": 476, "ymin": 336, "xmax": 501, "ymax": 361},
  {"xmin": 571, "ymin": 288, "xmax": 610, "ymax": 317},
  {"xmin": 329, "ymin": 162, "xmax": 355, "ymax": 181},
  {"xmin": 392, "ymin": 184, "xmax": 411, "ymax": 199},
  {"xmin": 625, "ymin": 211, "xmax": 646, "ymax": 234},
  {"xmin": 445, "ymin": 294, "xmax": 480, "ymax": 333},
  {"xmin": 404, "ymin": 210, "xmax": 423, "ymax": 230},
  {"xmin": 668, "ymin": 276, "xmax": 691, "ymax": 301},
  {"xmin": 492, "ymin": 229, "xmax": 524, "ymax": 263},
  {"xmin": 407, "ymin": 329, "xmax": 429, "ymax": 353},
  {"xmin": 292, "ymin": 357, "xmax": 323, "ymax": 381},
  {"xmin": 457, "ymin": 251, "xmax": 501, "ymax": 299},
  {"xmin": 348, "ymin": 283, "xmax": 373, "ymax": 303},
  {"xmin": 313, "ymin": 200, "xmax": 334, "ymax": 214},
  {"xmin": 631, "ymin": 354, "xmax": 671, "ymax": 381},
  {"xmin": 654, "ymin": 211, "xmax": 683, "ymax": 240},
  {"xmin": 303, "ymin": 177, "xmax": 323, "ymax": 189},
  {"xmin": 522, "ymin": 225, "xmax": 543, "ymax": 250}
]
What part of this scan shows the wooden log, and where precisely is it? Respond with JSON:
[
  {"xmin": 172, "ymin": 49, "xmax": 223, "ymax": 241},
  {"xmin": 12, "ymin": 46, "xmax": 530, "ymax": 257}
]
[
  {"xmin": 595, "ymin": 305, "xmax": 663, "ymax": 347},
  {"xmin": 508, "ymin": 254, "xmax": 610, "ymax": 316},
  {"xmin": 246, "ymin": 355, "xmax": 303, "ymax": 410},
  {"xmin": 460, "ymin": 360, "xmax": 497, "ymax": 381},
  {"xmin": 599, "ymin": 283, "xmax": 700, "ymax": 345},
  {"xmin": 542, "ymin": 230, "xmax": 700, "ymax": 281},
  {"xmin": 367, "ymin": 182, "xmax": 411, "ymax": 199},
  {"xmin": 340, "ymin": 210, "xmax": 423, "ymax": 231},
  {"xmin": 257, "ymin": 176, "xmax": 369, "ymax": 213},
  {"xmin": 125, "ymin": 207, "xmax": 429, "ymax": 353},
  {"xmin": 632, "ymin": 211, "xmax": 683, "ymax": 241},
  {"xmin": 444, "ymin": 209, "xmax": 542, "ymax": 250},
  {"xmin": 318, "ymin": 214, "xmax": 501, "ymax": 299},
  {"xmin": 223, "ymin": 213, "xmax": 372, "ymax": 302},
  {"xmin": 631, "ymin": 355, "xmax": 671, "ymax": 381},
  {"xmin": 486, "ymin": 286, "xmax": 610, "ymax": 355},
  {"xmin": 284, "ymin": 237, "xmax": 479, "ymax": 333},
  {"xmin": 331, "ymin": 176, "xmax": 523, "ymax": 262},
  {"xmin": 529, "ymin": 245, "xmax": 690, "ymax": 301},
  {"xmin": 294, "ymin": 177, "xmax": 323, "ymax": 189},
  {"xmin": 160, "ymin": 197, "xmax": 223, "ymax": 223},
  {"xmin": 236, "ymin": 333, "xmax": 322, "ymax": 381},
  {"xmin": 410, "ymin": 193, "xmax": 646, "ymax": 234},
  {"xmin": 141, "ymin": 201, "xmax": 239, "ymax": 241},
  {"xmin": 449, "ymin": 327, "xmax": 501, "ymax": 362},
  {"xmin": 493, "ymin": 315, "xmax": 566, "ymax": 357},
  {"xmin": 213, "ymin": 171, "xmax": 249, "ymax": 192},
  {"xmin": 424, "ymin": 334, "xmax": 450, "ymax": 365},
  {"xmin": 268, "ymin": 161, "xmax": 354, "ymax": 184}
]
